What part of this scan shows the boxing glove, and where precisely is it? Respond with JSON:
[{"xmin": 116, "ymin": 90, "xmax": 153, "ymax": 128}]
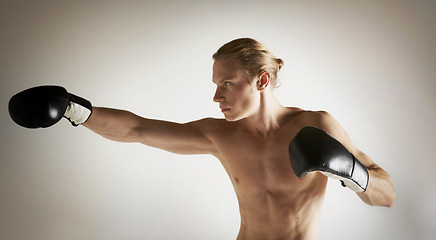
[
  {"xmin": 289, "ymin": 126, "xmax": 369, "ymax": 192},
  {"xmin": 9, "ymin": 85, "xmax": 92, "ymax": 128}
]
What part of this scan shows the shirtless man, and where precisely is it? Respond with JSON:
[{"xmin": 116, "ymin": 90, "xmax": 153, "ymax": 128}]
[{"xmin": 9, "ymin": 38, "xmax": 396, "ymax": 239}]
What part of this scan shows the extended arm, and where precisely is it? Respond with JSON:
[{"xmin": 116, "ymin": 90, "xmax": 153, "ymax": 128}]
[{"xmin": 8, "ymin": 85, "xmax": 216, "ymax": 155}]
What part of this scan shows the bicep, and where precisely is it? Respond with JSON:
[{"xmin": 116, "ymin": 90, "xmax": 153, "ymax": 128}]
[{"xmin": 135, "ymin": 118, "xmax": 216, "ymax": 155}]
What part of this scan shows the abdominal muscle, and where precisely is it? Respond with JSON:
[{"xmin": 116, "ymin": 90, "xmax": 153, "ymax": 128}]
[{"xmin": 232, "ymin": 172, "xmax": 327, "ymax": 240}]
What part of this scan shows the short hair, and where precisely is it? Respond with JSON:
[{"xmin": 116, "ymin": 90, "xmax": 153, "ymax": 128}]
[{"xmin": 212, "ymin": 38, "xmax": 284, "ymax": 88}]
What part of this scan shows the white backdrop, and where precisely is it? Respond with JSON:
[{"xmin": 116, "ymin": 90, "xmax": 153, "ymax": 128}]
[{"xmin": 1, "ymin": 0, "xmax": 435, "ymax": 239}]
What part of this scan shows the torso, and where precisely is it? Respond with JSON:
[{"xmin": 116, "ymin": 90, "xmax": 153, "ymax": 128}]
[{"xmin": 205, "ymin": 108, "xmax": 328, "ymax": 240}]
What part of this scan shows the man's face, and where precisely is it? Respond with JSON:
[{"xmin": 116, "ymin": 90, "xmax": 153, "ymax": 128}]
[{"xmin": 212, "ymin": 58, "xmax": 260, "ymax": 121}]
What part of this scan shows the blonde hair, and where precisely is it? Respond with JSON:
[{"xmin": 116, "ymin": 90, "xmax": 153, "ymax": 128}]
[{"xmin": 212, "ymin": 38, "xmax": 284, "ymax": 88}]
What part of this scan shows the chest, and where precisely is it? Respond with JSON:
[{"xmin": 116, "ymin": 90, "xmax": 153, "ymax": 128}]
[{"xmin": 213, "ymin": 130, "xmax": 300, "ymax": 191}]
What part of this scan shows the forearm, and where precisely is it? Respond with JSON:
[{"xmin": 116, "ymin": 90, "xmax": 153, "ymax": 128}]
[
  {"xmin": 82, "ymin": 107, "xmax": 143, "ymax": 143},
  {"xmin": 357, "ymin": 165, "xmax": 396, "ymax": 207}
]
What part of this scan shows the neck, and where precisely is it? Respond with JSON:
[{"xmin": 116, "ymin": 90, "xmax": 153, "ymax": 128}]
[{"xmin": 241, "ymin": 89, "xmax": 287, "ymax": 136}]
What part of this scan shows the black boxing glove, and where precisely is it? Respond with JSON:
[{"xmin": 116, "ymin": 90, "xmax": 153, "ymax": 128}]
[
  {"xmin": 289, "ymin": 126, "xmax": 369, "ymax": 192},
  {"xmin": 9, "ymin": 85, "xmax": 92, "ymax": 128}
]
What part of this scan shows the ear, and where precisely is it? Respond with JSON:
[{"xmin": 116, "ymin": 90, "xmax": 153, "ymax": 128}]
[{"xmin": 257, "ymin": 71, "xmax": 271, "ymax": 90}]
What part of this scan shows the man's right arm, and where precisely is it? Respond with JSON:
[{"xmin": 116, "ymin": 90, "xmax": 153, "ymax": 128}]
[
  {"xmin": 8, "ymin": 85, "xmax": 216, "ymax": 156},
  {"xmin": 83, "ymin": 107, "xmax": 216, "ymax": 155}
]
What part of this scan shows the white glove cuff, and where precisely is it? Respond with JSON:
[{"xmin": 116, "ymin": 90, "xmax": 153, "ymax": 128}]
[{"xmin": 64, "ymin": 102, "xmax": 92, "ymax": 126}]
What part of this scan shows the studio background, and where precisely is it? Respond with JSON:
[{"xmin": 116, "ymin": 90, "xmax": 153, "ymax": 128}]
[{"xmin": 1, "ymin": 0, "xmax": 435, "ymax": 239}]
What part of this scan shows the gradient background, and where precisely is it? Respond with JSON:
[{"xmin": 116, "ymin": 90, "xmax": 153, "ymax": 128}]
[{"xmin": 1, "ymin": 0, "xmax": 435, "ymax": 239}]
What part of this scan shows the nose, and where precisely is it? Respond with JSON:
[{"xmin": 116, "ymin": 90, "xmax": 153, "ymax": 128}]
[{"xmin": 213, "ymin": 87, "xmax": 224, "ymax": 103}]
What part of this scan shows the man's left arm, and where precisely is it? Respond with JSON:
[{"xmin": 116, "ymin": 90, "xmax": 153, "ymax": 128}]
[{"xmin": 317, "ymin": 111, "xmax": 396, "ymax": 207}]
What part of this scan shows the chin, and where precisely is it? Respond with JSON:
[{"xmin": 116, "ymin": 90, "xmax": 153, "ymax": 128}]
[
  {"xmin": 225, "ymin": 117, "xmax": 239, "ymax": 122},
  {"xmin": 224, "ymin": 113, "xmax": 244, "ymax": 122}
]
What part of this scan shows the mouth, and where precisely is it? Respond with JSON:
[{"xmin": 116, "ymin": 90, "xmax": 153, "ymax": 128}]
[{"xmin": 220, "ymin": 108, "xmax": 230, "ymax": 113}]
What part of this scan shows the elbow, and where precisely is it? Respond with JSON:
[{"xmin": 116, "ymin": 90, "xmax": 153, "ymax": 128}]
[
  {"xmin": 365, "ymin": 168, "xmax": 396, "ymax": 207},
  {"xmin": 372, "ymin": 187, "xmax": 397, "ymax": 208},
  {"xmin": 383, "ymin": 176, "xmax": 397, "ymax": 207},
  {"xmin": 384, "ymin": 188, "xmax": 396, "ymax": 207}
]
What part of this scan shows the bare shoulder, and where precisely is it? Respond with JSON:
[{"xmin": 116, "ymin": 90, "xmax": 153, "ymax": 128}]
[
  {"xmin": 298, "ymin": 109, "xmax": 336, "ymax": 129},
  {"xmin": 289, "ymin": 107, "xmax": 361, "ymax": 151},
  {"xmin": 283, "ymin": 107, "xmax": 350, "ymax": 141},
  {"xmin": 301, "ymin": 110, "xmax": 348, "ymax": 138},
  {"xmin": 282, "ymin": 107, "xmax": 333, "ymax": 128}
]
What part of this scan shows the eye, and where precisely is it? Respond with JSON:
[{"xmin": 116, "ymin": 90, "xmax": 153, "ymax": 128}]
[{"xmin": 223, "ymin": 82, "xmax": 230, "ymax": 86}]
